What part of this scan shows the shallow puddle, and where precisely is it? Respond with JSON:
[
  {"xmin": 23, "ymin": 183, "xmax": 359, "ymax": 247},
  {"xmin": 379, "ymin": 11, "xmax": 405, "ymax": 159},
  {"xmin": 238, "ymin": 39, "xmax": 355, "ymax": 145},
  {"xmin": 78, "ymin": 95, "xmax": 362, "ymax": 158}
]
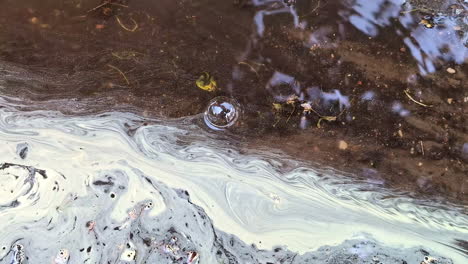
[{"xmin": 0, "ymin": 0, "xmax": 467, "ymax": 263}]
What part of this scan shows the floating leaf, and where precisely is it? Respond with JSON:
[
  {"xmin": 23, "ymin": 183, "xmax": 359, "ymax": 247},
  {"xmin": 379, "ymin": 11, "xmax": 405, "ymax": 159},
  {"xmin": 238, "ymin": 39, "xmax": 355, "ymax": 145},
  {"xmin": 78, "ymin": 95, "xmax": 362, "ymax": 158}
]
[{"xmin": 196, "ymin": 72, "xmax": 217, "ymax": 92}]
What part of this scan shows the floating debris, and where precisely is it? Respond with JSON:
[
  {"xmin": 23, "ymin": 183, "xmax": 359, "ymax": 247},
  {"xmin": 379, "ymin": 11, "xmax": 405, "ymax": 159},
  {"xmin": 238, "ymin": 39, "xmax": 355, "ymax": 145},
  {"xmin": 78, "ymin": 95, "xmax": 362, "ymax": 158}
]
[
  {"xmin": 286, "ymin": 95, "xmax": 299, "ymax": 105},
  {"xmin": 29, "ymin": 17, "xmax": 39, "ymax": 24},
  {"xmin": 116, "ymin": 16, "xmax": 138, "ymax": 32},
  {"xmin": 404, "ymin": 89, "xmax": 433, "ymax": 108},
  {"xmin": 300, "ymin": 102, "xmax": 313, "ymax": 112},
  {"xmin": 338, "ymin": 140, "xmax": 348, "ymax": 150},
  {"xmin": 111, "ymin": 51, "xmax": 143, "ymax": 60},
  {"xmin": 10, "ymin": 244, "xmax": 25, "ymax": 264},
  {"xmin": 446, "ymin": 67, "xmax": 456, "ymax": 74},
  {"xmin": 16, "ymin": 143, "xmax": 29, "ymax": 159},
  {"xmin": 196, "ymin": 73, "xmax": 217, "ymax": 92},
  {"xmin": 107, "ymin": 64, "xmax": 130, "ymax": 85},
  {"xmin": 86, "ymin": 220, "xmax": 96, "ymax": 232},
  {"xmin": 186, "ymin": 251, "xmax": 199, "ymax": 264},
  {"xmin": 87, "ymin": 0, "xmax": 129, "ymax": 15},
  {"xmin": 272, "ymin": 103, "xmax": 283, "ymax": 111},
  {"xmin": 238, "ymin": 61, "xmax": 260, "ymax": 77},
  {"xmin": 317, "ymin": 115, "xmax": 337, "ymax": 128},
  {"xmin": 419, "ymin": 19, "xmax": 434, "ymax": 28},
  {"xmin": 398, "ymin": 129, "xmax": 404, "ymax": 138},
  {"xmin": 163, "ymin": 243, "xmax": 180, "ymax": 254}
]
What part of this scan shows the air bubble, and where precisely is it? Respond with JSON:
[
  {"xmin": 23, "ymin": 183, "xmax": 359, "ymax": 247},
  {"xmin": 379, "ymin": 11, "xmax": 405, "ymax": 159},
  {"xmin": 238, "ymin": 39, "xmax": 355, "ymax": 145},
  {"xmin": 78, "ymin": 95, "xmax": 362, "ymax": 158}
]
[{"xmin": 203, "ymin": 96, "xmax": 240, "ymax": 130}]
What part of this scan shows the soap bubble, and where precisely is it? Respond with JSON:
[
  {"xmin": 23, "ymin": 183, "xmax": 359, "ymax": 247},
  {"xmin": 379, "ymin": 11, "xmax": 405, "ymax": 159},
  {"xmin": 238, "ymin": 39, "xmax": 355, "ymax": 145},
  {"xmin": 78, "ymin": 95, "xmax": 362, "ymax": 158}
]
[{"xmin": 203, "ymin": 97, "xmax": 240, "ymax": 130}]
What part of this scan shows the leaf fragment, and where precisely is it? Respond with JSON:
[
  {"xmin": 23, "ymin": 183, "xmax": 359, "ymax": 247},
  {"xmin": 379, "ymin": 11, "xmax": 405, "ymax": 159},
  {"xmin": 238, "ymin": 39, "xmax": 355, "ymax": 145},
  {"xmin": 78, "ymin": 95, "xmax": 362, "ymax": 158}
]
[{"xmin": 196, "ymin": 72, "xmax": 217, "ymax": 92}]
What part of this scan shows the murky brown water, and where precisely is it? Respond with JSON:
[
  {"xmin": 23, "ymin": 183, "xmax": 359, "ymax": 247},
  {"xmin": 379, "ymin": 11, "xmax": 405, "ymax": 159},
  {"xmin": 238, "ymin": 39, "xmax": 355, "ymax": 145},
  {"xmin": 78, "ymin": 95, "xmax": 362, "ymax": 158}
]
[{"xmin": 0, "ymin": 0, "xmax": 466, "ymax": 204}]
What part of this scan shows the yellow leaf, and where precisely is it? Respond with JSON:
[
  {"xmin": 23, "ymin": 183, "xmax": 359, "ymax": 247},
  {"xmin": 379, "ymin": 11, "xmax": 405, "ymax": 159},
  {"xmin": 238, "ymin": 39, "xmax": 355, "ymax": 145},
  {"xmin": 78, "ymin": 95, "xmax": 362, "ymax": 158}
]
[{"xmin": 196, "ymin": 72, "xmax": 217, "ymax": 92}]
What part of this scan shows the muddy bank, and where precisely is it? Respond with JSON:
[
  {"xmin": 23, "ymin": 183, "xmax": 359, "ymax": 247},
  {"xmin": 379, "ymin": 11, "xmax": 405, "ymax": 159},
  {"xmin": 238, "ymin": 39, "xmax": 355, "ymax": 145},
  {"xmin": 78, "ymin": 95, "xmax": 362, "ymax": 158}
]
[{"xmin": 0, "ymin": 0, "xmax": 467, "ymax": 203}]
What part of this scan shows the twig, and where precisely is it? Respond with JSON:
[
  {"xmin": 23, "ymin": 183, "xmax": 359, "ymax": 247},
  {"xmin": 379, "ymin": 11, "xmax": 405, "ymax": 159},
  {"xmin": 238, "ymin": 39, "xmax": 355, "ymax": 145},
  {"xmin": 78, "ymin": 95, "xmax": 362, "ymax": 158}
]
[
  {"xmin": 111, "ymin": 51, "xmax": 143, "ymax": 60},
  {"xmin": 238, "ymin": 61, "xmax": 259, "ymax": 78},
  {"xmin": 107, "ymin": 64, "xmax": 130, "ymax": 85},
  {"xmin": 404, "ymin": 89, "xmax": 433, "ymax": 107},
  {"xmin": 317, "ymin": 116, "xmax": 337, "ymax": 128},
  {"xmin": 115, "ymin": 16, "xmax": 138, "ymax": 32},
  {"xmin": 87, "ymin": 1, "xmax": 128, "ymax": 13},
  {"xmin": 400, "ymin": 8, "xmax": 431, "ymax": 14},
  {"xmin": 286, "ymin": 104, "xmax": 296, "ymax": 123},
  {"xmin": 420, "ymin": 141, "xmax": 425, "ymax": 156},
  {"xmin": 272, "ymin": 116, "xmax": 281, "ymax": 127},
  {"xmin": 400, "ymin": 8, "xmax": 420, "ymax": 14},
  {"xmin": 87, "ymin": 2, "xmax": 108, "ymax": 13},
  {"xmin": 109, "ymin": 2, "xmax": 128, "ymax": 8},
  {"xmin": 306, "ymin": 106, "xmax": 341, "ymax": 128}
]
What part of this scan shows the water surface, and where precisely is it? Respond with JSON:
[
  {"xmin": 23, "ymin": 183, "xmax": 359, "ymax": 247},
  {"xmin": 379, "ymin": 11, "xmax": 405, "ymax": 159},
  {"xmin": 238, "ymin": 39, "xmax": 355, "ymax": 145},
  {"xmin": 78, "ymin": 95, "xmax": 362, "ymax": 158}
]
[{"xmin": 0, "ymin": 0, "xmax": 467, "ymax": 263}]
